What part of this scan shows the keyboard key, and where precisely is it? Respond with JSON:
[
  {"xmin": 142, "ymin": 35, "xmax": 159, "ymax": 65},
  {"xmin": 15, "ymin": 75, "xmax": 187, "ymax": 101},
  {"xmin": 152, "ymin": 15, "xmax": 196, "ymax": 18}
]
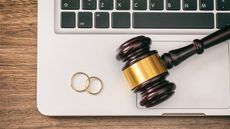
[
  {"xmin": 78, "ymin": 12, "xmax": 92, "ymax": 28},
  {"xmin": 133, "ymin": 0, "xmax": 147, "ymax": 10},
  {"xmin": 133, "ymin": 13, "xmax": 214, "ymax": 28},
  {"xmin": 199, "ymin": 0, "xmax": 213, "ymax": 10},
  {"xmin": 166, "ymin": 0, "xmax": 181, "ymax": 10},
  {"xmin": 149, "ymin": 0, "xmax": 164, "ymax": 10},
  {"xmin": 216, "ymin": 0, "xmax": 230, "ymax": 10},
  {"xmin": 116, "ymin": 0, "xmax": 130, "ymax": 10},
  {"xmin": 99, "ymin": 0, "xmax": 113, "ymax": 10},
  {"xmin": 82, "ymin": 0, "xmax": 97, "ymax": 10},
  {"xmin": 112, "ymin": 12, "xmax": 130, "ymax": 28},
  {"xmin": 183, "ymin": 0, "xmax": 197, "ymax": 10},
  {"xmin": 95, "ymin": 12, "xmax": 110, "ymax": 28},
  {"xmin": 217, "ymin": 13, "xmax": 230, "ymax": 29},
  {"xmin": 62, "ymin": 0, "xmax": 80, "ymax": 10},
  {"xmin": 61, "ymin": 12, "xmax": 76, "ymax": 28}
]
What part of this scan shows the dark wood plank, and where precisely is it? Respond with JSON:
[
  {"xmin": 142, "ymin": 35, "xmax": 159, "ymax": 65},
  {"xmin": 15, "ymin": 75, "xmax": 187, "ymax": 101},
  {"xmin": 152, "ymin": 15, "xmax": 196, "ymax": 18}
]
[{"xmin": 0, "ymin": 0, "xmax": 230, "ymax": 129}]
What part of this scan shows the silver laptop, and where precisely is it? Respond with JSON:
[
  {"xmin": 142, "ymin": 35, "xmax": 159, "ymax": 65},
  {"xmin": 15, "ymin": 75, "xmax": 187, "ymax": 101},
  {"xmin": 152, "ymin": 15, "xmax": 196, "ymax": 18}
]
[{"xmin": 37, "ymin": 0, "xmax": 230, "ymax": 116}]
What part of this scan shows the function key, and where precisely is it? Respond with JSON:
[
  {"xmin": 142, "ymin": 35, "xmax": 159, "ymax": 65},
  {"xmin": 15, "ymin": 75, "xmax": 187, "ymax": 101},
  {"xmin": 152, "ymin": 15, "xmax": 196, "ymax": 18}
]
[
  {"xmin": 116, "ymin": 0, "xmax": 130, "ymax": 10},
  {"xmin": 183, "ymin": 0, "xmax": 197, "ymax": 10},
  {"xmin": 95, "ymin": 12, "xmax": 110, "ymax": 28},
  {"xmin": 112, "ymin": 12, "xmax": 130, "ymax": 28},
  {"xmin": 61, "ymin": 12, "xmax": 76, "ymax": 28},
  {"xmin": 133, "ymin": 0, "xmax": 147, "ymax": 10},
  {"xmin": 166, "ymin": 0, "xmax": 181, "ymax": 10},
  {"xmin": 82, "ymin": 0, "xmax": 97, "ymax": 10},
  {"xmin": 216, "ymin": 0, "xmax": 230, "ymax": 10},
  {"xmin": 61, "ymin": 0, "xmax": 80, "ymax": 10},
  {"xmin": 149, "ymin": 0, "xmax": 164, "ymax": 10},
  {"xmin": 78, "ymin": 12, "xmax": 93, "ymax": 28},
  {"xmin": 99, "ymin": 0, "xmax": 113, "ymax": 10},
  {"xmin": 199, "ymin": 0, "xmax": 213, "ymax": 10}
]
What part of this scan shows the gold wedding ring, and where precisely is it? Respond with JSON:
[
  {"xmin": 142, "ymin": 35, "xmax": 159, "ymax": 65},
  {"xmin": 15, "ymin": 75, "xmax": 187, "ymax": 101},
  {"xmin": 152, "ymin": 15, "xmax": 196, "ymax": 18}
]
[
  {"xmin": 71, "ymin": 72, "xmax": 103, "ymax": 95},
  {"xmin": 71, "ymin": 72, "xmax": 90, "ymax": 92},
  {"xmin": 86, "ymin": 76, "xmax": 103, "ymax": 95}
]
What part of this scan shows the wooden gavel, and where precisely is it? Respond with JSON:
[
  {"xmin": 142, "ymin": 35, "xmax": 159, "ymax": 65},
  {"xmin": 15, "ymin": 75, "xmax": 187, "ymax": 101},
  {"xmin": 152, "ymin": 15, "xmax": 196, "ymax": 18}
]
[{"xmin": 116, "ymin": 25, "xmax": 230, "ymax": 108}]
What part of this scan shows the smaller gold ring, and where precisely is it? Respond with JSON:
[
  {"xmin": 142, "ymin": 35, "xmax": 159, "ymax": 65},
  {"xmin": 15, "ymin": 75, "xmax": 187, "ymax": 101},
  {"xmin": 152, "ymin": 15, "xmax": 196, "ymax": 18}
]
[
  {"xmin": 86, "ymin": 76, "xmax": 103, "ymax": 95},
  {"xmin": 71, "ymin": 72, "xmax": 90, "ymax": 92}
]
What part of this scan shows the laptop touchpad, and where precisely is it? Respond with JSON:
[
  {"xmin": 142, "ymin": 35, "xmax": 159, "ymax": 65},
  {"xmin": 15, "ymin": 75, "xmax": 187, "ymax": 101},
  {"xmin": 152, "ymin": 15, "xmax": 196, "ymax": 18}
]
[{"xmin": 137, "ymin": 41, "xmax": 230, "ymax": 109}]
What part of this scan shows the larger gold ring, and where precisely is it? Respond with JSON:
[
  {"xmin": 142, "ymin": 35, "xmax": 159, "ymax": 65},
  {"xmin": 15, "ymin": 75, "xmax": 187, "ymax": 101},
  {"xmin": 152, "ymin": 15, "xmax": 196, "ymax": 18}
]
[
  {"xmin": 71, "ymin": 72, "xmax": 90, "ymax": 92},
  {"xmin": 86, "ymin": 76, "xmax": 103, "ymax": 95}
]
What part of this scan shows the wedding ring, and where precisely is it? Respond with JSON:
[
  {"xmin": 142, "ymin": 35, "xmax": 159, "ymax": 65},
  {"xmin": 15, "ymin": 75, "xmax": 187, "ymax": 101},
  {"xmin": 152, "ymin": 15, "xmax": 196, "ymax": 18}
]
[
  {"xmin": 86, "ymin": 76, "xmax": 103, "ymax": 95},
  {"xmin": 71, "ymin": 72, "xmax": 90, "ymax": 92}
]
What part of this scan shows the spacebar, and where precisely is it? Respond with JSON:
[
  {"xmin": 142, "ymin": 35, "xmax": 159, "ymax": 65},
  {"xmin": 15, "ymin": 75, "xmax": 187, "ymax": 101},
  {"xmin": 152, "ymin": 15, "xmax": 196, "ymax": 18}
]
[{"xmin": 133, "ymin": 13, "xmax": 214, "ymax": 29}]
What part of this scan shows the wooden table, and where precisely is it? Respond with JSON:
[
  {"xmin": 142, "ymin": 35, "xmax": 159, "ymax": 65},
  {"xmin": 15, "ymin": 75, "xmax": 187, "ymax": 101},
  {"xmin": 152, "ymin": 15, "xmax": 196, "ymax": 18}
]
[{"xmin": 0, "ymin": 0, "xmax": 230, "ymax": 128}]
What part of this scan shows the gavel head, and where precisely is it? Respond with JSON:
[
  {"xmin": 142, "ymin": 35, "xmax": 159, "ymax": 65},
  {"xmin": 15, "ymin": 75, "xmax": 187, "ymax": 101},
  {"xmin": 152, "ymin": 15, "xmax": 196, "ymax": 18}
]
[{"xmin": 116, "ymin": 36, "xmax": 176, "ymax": 107}]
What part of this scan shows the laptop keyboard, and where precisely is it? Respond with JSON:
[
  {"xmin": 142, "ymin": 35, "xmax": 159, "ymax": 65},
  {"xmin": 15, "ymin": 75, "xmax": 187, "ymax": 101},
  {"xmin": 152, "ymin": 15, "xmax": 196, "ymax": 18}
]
[{"xmin": 55, "ymin": 0, "xmax": 230, "ymax": 34}]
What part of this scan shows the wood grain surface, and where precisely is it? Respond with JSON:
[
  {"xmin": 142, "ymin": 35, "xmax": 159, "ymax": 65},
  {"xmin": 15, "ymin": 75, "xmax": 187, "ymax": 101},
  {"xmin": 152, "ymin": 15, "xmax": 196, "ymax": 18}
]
[{"xmin": 0, "ymin": 0, "xmax": 230, "ymax": 129}]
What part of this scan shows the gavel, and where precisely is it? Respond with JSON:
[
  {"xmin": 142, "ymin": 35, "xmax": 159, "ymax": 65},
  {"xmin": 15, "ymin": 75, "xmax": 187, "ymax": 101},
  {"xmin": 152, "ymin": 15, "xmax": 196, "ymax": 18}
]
[{"xmin": 116, "ymin": 25, "xmax": 230, "ymax": 108}]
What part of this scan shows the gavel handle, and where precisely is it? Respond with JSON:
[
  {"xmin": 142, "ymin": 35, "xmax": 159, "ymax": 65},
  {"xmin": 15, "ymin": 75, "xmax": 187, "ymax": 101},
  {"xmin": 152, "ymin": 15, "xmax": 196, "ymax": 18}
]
[{"xmin": 161, "ymin": 25, "xmax": 230, "ymax": 69}]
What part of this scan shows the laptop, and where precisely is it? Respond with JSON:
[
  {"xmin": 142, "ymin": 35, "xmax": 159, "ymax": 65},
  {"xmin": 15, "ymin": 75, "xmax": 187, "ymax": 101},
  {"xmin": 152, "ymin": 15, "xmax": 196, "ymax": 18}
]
[{"xmin": 37, "ymin": 0, "xmax": 230, "ymax": 116}]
